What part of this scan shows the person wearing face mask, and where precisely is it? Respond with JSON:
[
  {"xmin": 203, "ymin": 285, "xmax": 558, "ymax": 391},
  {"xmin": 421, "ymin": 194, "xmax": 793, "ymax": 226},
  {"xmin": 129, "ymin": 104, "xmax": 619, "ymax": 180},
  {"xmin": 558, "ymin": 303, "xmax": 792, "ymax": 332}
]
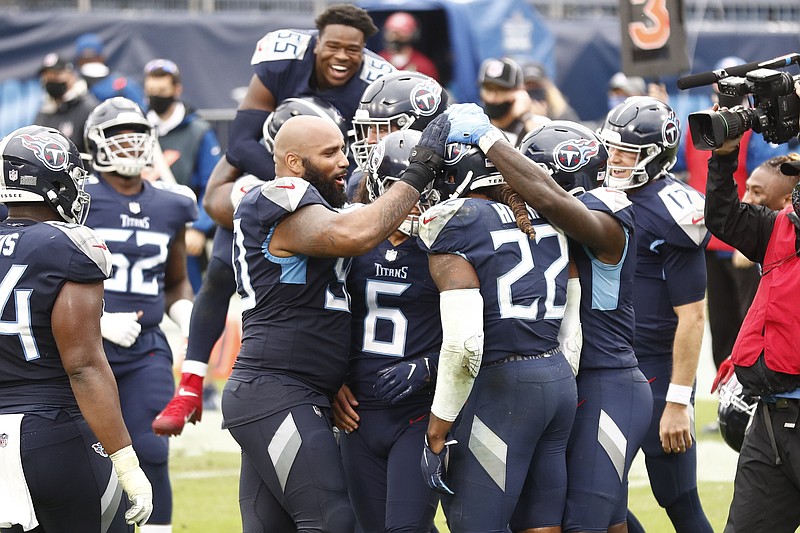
[
  {"xmin": 477, "ymin": 57, "xmax": 546, "ymax": 147},
  {"xmin": 521, "ymin": 61, "xmax": 580, "ymax": 122},
  {"xmin": 143, "ymin": 59, "xmax": 221, "ymax": 296},
  {"xmin": 34, "ymin": 52, "xmax": 98, "ymax": 152},
  {"xmin": 377, "ymin": 12, "xmax": 439, "ymax": 81}
]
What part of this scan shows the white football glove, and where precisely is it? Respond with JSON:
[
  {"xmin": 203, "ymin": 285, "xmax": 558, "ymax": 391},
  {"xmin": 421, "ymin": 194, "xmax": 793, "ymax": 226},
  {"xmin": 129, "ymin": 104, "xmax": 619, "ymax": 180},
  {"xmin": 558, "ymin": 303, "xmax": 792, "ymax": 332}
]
[
  {"xmin": 110, "ymin": 445, "xmax": 153, "ymax": 526},
  {"xmin": 100, "ymin": 312, "xmax": 142, "ymax": 348}
]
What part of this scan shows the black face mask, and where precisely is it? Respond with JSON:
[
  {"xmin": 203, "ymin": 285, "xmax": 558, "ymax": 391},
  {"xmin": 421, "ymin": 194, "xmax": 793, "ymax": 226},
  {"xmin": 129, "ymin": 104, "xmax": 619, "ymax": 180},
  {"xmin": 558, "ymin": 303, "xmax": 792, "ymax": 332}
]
[
  {"xmin": 44, "ymin": 81, "xmax": 68, "ymax": 100},
  {"xmin": 483, "ymin": 101, "xmax": 513, "ymax": 119},
  {"xmin": 384, "ymin": 40, "xmax": 412, "ymax": 53},
  {"xmin": 148, "ymin": 95, "xmax": 176, "ymax": 115}
]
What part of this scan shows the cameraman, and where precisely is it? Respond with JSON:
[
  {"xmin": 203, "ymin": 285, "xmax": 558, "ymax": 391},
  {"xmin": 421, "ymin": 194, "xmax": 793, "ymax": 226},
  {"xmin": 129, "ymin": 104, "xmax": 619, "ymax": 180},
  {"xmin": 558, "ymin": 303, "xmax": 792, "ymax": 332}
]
[{"xmin": 705, "ymin": 81, "xmax": 800, "ymax": 532}]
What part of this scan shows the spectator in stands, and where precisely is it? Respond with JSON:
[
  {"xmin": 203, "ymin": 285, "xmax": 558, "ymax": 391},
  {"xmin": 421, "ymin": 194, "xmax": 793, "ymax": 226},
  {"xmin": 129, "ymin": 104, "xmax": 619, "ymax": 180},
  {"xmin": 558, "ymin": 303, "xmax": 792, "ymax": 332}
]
[
  {"xmin": 34, "ymin": 52, "xmax": 98, "ymax": 152},
  {"xmin": 607, "ymin": 72, "xmax": 647, "ymax": 110},
  {"xmin": 377, "ymin": 12, "xmax": 439, "ymax": 80},
  {"xmin": 478, "ymin": 57, "xmax": 544, "ymax": 146},
  {"xmin": 521, "ymin": 61, "xmax": 580, "ymax": 122},
  {"xmin": 143, "ymin": 58, "xmax": 221, "ymax": 295},
  {"xmin": 74, "ymin": 33, "xmax": 147, "ymax": 110}
]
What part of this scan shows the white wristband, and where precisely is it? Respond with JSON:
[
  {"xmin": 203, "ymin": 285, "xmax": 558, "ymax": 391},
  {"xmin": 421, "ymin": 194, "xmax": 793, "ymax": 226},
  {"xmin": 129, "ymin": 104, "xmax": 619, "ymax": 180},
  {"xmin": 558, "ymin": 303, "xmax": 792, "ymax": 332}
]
[
  {"xmin": 666, "ymin": 383, "xmax": 693, "ymax": 405},
  {"xmin": 477, "ymin": 128, "xmax": 506, "ymax": 154}
]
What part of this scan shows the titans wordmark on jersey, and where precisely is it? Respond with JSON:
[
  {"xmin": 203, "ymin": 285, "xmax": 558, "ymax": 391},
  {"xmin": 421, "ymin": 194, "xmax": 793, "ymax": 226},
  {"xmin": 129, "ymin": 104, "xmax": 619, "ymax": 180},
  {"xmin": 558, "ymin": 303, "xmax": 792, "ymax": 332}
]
[{"xmin": 83, "ymin": 177, "xmax": 198, "ymax": 330}]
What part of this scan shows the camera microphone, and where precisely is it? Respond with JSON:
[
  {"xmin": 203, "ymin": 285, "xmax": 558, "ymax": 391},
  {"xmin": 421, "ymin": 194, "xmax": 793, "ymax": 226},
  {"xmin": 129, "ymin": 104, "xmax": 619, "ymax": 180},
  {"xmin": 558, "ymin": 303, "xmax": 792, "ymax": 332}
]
[{"xmin": 677, "ymin": 53, "xmax": 800, "ymax": 90}]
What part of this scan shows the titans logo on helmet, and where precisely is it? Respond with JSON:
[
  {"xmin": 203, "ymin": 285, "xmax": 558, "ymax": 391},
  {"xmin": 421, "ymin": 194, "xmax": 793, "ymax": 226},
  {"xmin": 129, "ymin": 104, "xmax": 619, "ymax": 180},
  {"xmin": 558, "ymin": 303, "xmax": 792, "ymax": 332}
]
[
  {"xmin": 553, "ymin": 138, "xmax": 600, "ymax": 173},
  {"xmin": 410, "ymin": 80, "xmax": 442, "ymax": 117},
  {"xmin": 18, "ymin": 133, "xmax": 69, "ymax": 172},
  {"xmin": 662, "ymin": 115, "xmax": 680, "ymax": 148},
  {"xmin": 444, "ymin": 142, "xmax": 469, "ymax": 165}
]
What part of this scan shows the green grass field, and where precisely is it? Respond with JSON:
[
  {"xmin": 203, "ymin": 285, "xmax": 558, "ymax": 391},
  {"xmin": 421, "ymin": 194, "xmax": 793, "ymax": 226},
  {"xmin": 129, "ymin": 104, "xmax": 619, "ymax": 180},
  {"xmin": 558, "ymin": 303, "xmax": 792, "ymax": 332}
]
[{"xmin": 165, "ymin": 398, "xmax": 735, "ymax": 532}]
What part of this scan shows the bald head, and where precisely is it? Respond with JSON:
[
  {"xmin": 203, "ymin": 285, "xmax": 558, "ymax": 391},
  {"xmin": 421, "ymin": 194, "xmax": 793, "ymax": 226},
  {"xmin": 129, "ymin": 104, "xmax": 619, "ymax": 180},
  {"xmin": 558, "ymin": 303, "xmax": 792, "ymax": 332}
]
[{"xmin": 274, "ymin": 115, "xmax": 345, "ymax": 176}]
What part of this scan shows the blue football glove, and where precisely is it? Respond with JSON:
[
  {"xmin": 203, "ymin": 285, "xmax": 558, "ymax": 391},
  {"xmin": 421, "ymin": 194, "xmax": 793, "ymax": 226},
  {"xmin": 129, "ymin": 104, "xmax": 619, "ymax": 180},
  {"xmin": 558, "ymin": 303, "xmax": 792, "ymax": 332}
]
[
  {"xmin": 445, "ymin": 103, "xmax": 497, "ymax": 144},
  {"xmin": 401, "ymin": 114, "xmax": 451, "ymax": 193},
  {"xmin": 374, "ymin": 356, "xmax": 436, "ymax": 404},
  {"xmin": 421, "ymin": 434, "xmax": 457, "ymax": 495}
]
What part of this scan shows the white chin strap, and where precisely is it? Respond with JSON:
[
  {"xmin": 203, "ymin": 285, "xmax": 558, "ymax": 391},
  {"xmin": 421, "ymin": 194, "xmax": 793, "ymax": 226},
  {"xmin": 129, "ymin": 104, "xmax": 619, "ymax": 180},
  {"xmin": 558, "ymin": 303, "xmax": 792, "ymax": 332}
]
[{"xmin": 398, "ymin": 214, "xmax": 420, "ymax": 236}]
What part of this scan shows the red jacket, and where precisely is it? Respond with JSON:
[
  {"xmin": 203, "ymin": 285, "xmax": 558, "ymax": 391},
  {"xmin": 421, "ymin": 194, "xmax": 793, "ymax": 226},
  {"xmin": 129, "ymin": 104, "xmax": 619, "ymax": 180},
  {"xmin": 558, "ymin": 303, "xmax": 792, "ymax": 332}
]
[{"xmin": 732, "ymin": 206, "xmax": 800, "ymax": 375}]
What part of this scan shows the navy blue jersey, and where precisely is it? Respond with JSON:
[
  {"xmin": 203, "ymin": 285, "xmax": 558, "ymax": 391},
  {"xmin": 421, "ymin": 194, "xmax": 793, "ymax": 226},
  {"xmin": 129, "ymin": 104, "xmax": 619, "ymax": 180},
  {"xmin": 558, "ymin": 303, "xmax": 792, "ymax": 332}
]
[
  {"xmin": 627, "ymin": 176, "xmax": 709, "ymax": 360},
  {"xmin": 419, "ymin": 198, "xmax": 569, "ymax": 363},
  {"xmin": 0, "ymin": 220, "xmax": 111, "ymax": 413},
  {"xmin": 346, "ymin": 237, "xmax": 441, "ymax": 406},
  {"xmin": 250, "ymin": 29, "xmax": 394, "ymax": 126},
  {"xmin": 84, "ymin": 177, "xmax": 197, "ymax": 330},
  {"xmin": 573, "ymin": 188, "xmax": 639, "ymax": 369},
  {"xmin": 231, "ymin": 177, "xmax": 352, "ymax": 398}
]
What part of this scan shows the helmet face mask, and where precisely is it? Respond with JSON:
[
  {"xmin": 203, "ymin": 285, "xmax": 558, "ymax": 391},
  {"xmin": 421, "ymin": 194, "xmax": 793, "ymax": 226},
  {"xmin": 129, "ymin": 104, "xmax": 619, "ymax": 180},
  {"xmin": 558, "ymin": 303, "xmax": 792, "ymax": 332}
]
[
  {"xmin": 263, "ymin": 96, "xmax": 348, "ymax": 155},
  {"xmin": 0, "ymin": 125, "xmax": 91, "ymax": 224},
  {"xmin": 352, "ymin": 71, "xmax": 448, "ymax": 171},
  {"xmin": 84, "ymin": 97, "xmax": 155, "ymax": 178},
  {"xmin": 365, "ymin": 129, "xmax": 435, "ymax": 235},
  {"xmin": 599, "ymin": 96, "xmax": 680, "ymax": 190},
  {"xmin": 717, "ymin": 374, "xmax": 758, "ymax": 453},
  {"xmin": 519, "ymin": 120, "xmax": 608, "ymax": 194}
]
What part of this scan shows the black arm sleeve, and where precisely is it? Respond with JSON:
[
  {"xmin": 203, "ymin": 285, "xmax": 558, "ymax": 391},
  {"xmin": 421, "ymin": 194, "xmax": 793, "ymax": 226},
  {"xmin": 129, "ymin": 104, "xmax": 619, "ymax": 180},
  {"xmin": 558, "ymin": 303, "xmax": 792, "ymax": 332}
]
[
  {"xmin": 225, "ymin": 109, "xmax": 276, "ymax": 181},
  {"xmin": 705, "ymin": 149, "xmax": 777, "ymax": 263}
]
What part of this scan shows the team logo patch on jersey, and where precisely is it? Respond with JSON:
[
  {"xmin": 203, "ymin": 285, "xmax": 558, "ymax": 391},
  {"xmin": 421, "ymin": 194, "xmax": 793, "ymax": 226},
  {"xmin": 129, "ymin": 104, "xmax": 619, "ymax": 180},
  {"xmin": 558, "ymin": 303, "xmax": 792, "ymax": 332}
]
[
  {"xmin": 128, "ymin": 202, "xmax": 141, "ymax": 214},
  {"xmin": 662, "ymin": 115, "xmax": 680, "ymax": 148},
  {"xmin": 553, "ymin": 138, "xmax": 601, "ymax": 173},
  {"xmin": 385, "ymin": 249, "xmax": 398, "ymax": 262},
  {"xmin": 410, "ymin": 80, "xmax": 442, "ymax": 117},
  {"xmin": 18, "ymin": 133, "xmax": 69, "ymax": 171},
  {"xmin": 0, "ymin": 433, "xmax": 7, "ymax": 448},
  {"xmin": 92, "ymin": 442, "xmax": 108, "ymax": 457}
]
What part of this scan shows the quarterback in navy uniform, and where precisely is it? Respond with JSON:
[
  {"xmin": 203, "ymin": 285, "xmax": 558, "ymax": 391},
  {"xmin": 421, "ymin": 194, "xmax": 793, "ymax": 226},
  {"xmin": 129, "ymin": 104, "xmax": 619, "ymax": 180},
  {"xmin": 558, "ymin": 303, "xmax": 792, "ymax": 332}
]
[
  {"xmin": 0, "ymin": 126, "xmax": 152, "ymax": 531},
  {"xmin": 418, "ymin": 141, "xmax": 577, "ymax": 532},
  {"xmin": 222, "ymin": 113, "xmax": 449, "ymax": 531},
  {"xmin": 83, "ymin": 98, "xmax": 197, "ymax": 532},
  {"xmin": 333, "ymin": 130, "xmax": 443, "ymax": 532},
  {"xmin": 226, "ymin": 3, "xmax": 393, "ymax": 180},
  {"xmin": 598, "ymin": 97, "xmax": 713, "ymax": 533}
]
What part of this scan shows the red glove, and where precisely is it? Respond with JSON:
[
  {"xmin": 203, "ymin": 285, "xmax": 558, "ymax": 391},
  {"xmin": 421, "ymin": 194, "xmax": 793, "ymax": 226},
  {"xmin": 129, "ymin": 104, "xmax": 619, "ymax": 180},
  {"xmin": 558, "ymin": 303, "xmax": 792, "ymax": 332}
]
[{"xmin": 711, "ymin": 356, "xmax": 735, "ymax": 394}]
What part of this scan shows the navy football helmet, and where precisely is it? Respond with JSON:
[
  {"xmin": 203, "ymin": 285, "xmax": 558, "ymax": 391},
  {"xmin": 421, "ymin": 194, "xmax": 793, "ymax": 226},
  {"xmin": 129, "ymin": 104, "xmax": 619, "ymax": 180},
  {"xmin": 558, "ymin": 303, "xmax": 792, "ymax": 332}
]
[
  {"xmin": 84, "ymin": 96, "xmax": 155, "ymax": 177},
  {"xmin": 352, "ymin": 71, "xmax": 448, "ymax": 170},
  {"xmin": 717, "ymin": 374, "xmax": 758, "ymax": 453},
  {"xmin": 598, "ymin": 96, "xmax": 681, "ymax": 190},
  {"xmin": 0, "ymin": 125, "xmax": 90, "ymax": 224},
  {"xmin": 366, "ymin": 129, "xmax": 438, "ymax": 236},
  {"xmin": 263, "ymin": 96, "xmax": 348, "ymax": 154},
  {"xmin": 436, "ymin": 142, "xmax": 505, "ymax": 201},
  {"xmin": 519, "ymin": 120, "xmax": 608, "ymax": 193}
]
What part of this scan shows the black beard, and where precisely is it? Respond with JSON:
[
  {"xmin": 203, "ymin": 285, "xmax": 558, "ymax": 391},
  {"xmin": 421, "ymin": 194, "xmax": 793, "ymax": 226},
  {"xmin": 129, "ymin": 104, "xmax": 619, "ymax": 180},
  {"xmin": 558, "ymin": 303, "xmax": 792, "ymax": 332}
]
[{"xmin": 303, "ymin": 159, "xmax": 347, "ymax": 208}]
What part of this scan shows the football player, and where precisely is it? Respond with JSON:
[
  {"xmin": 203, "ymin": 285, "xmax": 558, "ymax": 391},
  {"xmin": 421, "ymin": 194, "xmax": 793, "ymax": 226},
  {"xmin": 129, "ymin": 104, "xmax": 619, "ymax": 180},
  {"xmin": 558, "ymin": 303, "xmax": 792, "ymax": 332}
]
[
  {"xmin": 153, "ymin": 96, "xmax": 348, "ymax": 437},
  {"xmin": 418, "ymin": 139, "xmax": 577, "ymax": 531},
  {"xmin": 225, "ymin": 3, "xmax": 394, "ymax": 180},
  {"xmin": 516, "ymin": 120, "xmax": 653, "ymax": 532},
  {"xmin": 83, "ymin": 97, "xmax": 197, "ymax": 532},
  {"xmin": 598, "ymin": 97, "xmax": 713, "ymax": 533},
  {"xmin": 332, "ymin": 129, "xmax": 442, "ymax": 532},
  {"xmin": 0, "ymin": 125, "xmax": 152, "ymax": 530},
  {"xmin": 222, "ymin": 113, "xmax": 449, "ymax": 531}
]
